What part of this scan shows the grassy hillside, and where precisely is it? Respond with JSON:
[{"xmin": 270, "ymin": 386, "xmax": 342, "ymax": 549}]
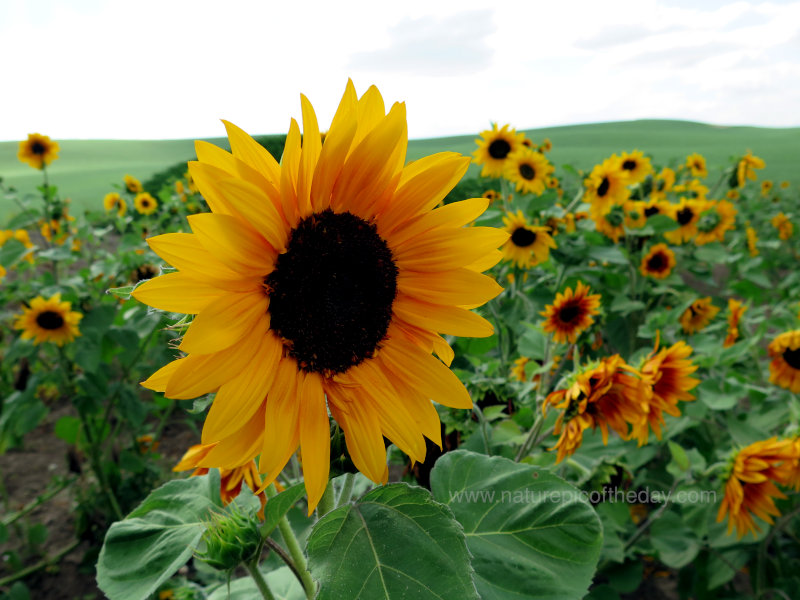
[{"xmin": 2, "ymin": 120, "xmax": 798, "ymax": 219}]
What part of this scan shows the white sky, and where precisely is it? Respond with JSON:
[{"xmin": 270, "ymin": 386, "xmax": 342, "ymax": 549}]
[{"xmin": 1, "ymin": 0, "xmax": 799, "ymax": 141}]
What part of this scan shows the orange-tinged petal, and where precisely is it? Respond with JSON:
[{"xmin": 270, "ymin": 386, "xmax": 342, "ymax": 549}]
[
  {"xmin": 214, "ymin": 178, "xmax": 289, "ymax": 251},
  {"xmin": 200, "ymin": 403, "xmax": 266, "ymax": 469},
  {"xmin": 188, "ymin": 213, "xmax": 274, "ymax": 276},
  {"xmin": 394, "ymin": 294, "xmax": 494, "ymax": 338},
  {"xmin": 394, "ymin": 227, "xmax": 509, "ymax": 271},
  {"xmin": 133, "ymin": 272, "xmax": 227, "ymax": 314},
  {"xmin": 398, "ymin": 268, "xmax": 503, "ymax": 307},
  {"xmin": 146, "ymin": 233, "xmax": 247, "ymax": 285},
  {"xmin": 280, "ymin": 119, "xmax": 302, "ymax": 224},
  {"xmin": 296, "ymin": 94, "xmax": 322, "ymax": 218},
  {"xmin": 298, "ymin": 372, "xmax": 330, "ymax": 515},
  {"xmin": 179, "ymin": 291, "xmax": 269, "ymax": 354},
  {"xmin": 329, "ymin": 392, "xmax": 388, "ymax": 484},
  {"xmin": 141, "ymin": 357, "xmax": 184, "ymax": 392},
  {"xmin": 259, "ymin": 359, "xmax": 301, "ymax": 478}
]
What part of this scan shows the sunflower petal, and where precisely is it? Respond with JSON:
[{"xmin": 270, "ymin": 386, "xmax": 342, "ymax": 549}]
[
  {"xmin": 188, "ymin": 213, "xmax": 274, "ymax": 276},
  {"xmin": 299, "ymin": 373, "xmax": 330, "ymax": 515},
  {"xmin": 133, "ymin": 272, "xmax": 227, "ymax": 314},
  {"xmin": 394, "ymin": 294, "xmax": 494, "ymax": 338},
  {"xmin": 180, "ymin": 292, "xmax": 269, "ymax": 354}
]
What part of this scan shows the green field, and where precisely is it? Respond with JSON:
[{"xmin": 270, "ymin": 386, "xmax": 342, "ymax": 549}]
[{"xmin": 2, "ymin": 119, "xmax": 798, "ymax": 219}]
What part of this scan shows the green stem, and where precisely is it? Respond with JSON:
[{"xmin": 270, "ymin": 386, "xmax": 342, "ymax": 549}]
[
  {"xmin": 266, "ymin": 485, "xmax": 315, "ymax": 599},
  {"xmin": 472, "ymin": 404, "xmax": 492, "ymax": 456},
  {"xmin": 515, "ymin": 413, "xmax": 544, "ymax": 462},
  {"xmin": 0, "ymin": 540, "xmax": 79, "ymax": 588},
  {"xmin": 624, "ymin": 477, "xmax": 683, "ymax": 551},
  {"xmin": 246, "ymin": 562, "xmax": 276, "ymax": 600},
  {"xmin": 317, "ymin": 480, "xmax": 335, "ymax": 516},
  {"xmin": 2, "ymin": 477, "xmax": 75, "ymax": 526},
  {"xmin": 756, "ymin": 503, "xmax": 800, "ymax": 596},
  {"xmin": 486, "ymin": 299, "xmax": 509, "ymax": 375},
  {"xmin": 336, "ymin": 472, "xmax": 355, "ymax": 508}
]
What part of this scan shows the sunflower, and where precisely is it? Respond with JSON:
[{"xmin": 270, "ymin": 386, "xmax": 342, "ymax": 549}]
[
  {"xmin": 541, "ymin": 281, "xmax": 601, "ymax": 344},
  {"xmin": 768, "ymin": 330, "xmax": 800, "ymax": 392},
  {"xmin": 482, "ymin": 189, "xmax": 501, "ymax": 203},
  {"xmin": 717, "ymin": 438, "xmax": 798, "ymax": 538},
  {"xmin": 104, "ymin": 192, "xmax": 127, "ymax": 217},
  {"xmin": 664, "ymin": 198, "xmax": 709, "ymax": 245},
  {"xmin": 540, "ymin": 138, "xmax": 553, "ymax": 153},
  {"xmin": 634, "ymin": 335, "xmax": 699, "ymax": 444},
  {"xmin": 694, "ymin": 200, "xmax": 737, "ymax": 246},
  {"xmin": 0, "ymin": 265, "xmax": 6, "ymax": 282},
  {"xmin": 724, "ymin": 298, "xmax": 748, "ymax": 348},
  {"xmin": 771, "ymin": 212, "xmax": 794, "ymax": 240},
  {"xmin": 133, "ymin": 82, "xmax": 507, "ymax": 513},
  {"xmin": 651, "ymin": 167, "xmax": 676, "ymax": 201},
  {"xmin": 18, "ymin": 133, "xmax": 59, "ymax": 169},
  {"xmin": 640, "ymin": 243, "xmax": 676, "ymax": 279},
  {"xmin": 685, "ymin": 153, "xmax": 707, "ymax": 178},
  {"xmin": 134, "ymin": 192, "xmax": 158, "ymax": 215},
  {"xmin": 590, "ymin": 200, "xmax": 627, "ymax": 243},
  {"xmin": 674, "ymin": 179, "xmax": 709, "ymax": 201},
  {"xmin": 583, "ymin": 156, "xmax": 630, "ymax": 209},
  {"xmin": 780, "ymin": 181, "xmax": 790, "ymax": 190},
  {"xmin": 13, "ymin": 294, "xmax": 82, "ymax": 346},
  {"xmin": 504, "ymin": 148, "xmax": 553, "ymax": 196},
  {"xmin": 501, "ymin": 210, "xmax": 556, "ymax": 268},
  {"xmin": 746, "ymin": 225, "xmax": 759, "ymax": 257},
  {"xmin": 511, "ymin": 357, "xmax": 530, "ymax": 382},
  {"xmin": 679, "ymin": 297, "xmax": 719, "ymax": 334},
  {"xmin": 642, "ymin": 198, "xmax": 670, "ymax": 221},
  {"xmin": 726, "ymin": 189, "xmax": 740, "ymax": 201},
  {"xmin": 761, "ymin": 180, "xmax": 773, "ymax": 197},
  {"xmin": 737, "ymin": 151, "xmax": 765, "ymax": 187},
  {"xmin": 624, "ymin": 200, "xmax": 647, "ymax": 229},
  {"xmin": 124, "ymin": 174, "xmax": 143, "ymax": 193},
  {"xmin": 617, "ymin": 150, "xmax": 653, "ymax": 184},
  {"xmin": 472, "ymin": 124, "xmax": 526, "ymax": 178}
]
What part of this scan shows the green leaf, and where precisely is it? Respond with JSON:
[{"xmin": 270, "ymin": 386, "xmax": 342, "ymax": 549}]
[
  {"xmin": 207, "ymin": 567, "xmax": 305, "ymax": 600},
  {"xmin": 96, "ymin": 473, "xmax": 223, "ymax": 600},
  {"xmin": 645, "ymin": 214, "xmax": 678, "ymax": 233},
  {"xmin": 54, "ymin": 416, "xmax": 81, "ymax": 444},
  {"xmin": 650, "ymin": 511, "xmax": 700, "ymax": 568},
  {"xmin": 609, "ymin": 295, "xmax": 646, "ymax": 316},
  {"xmin": 430, "ymin": 450, "xmax": 602, "ymax": 600},
  {"xmin": 262, "ymin": 483, "xmax": 306, "ymax": 537},
  {"xmin": 306, "ymin": 483, "xmax": 478, "ymax": 600},
  {"xmin": 667, "ymin": 441, "xmax": 689, "ymax": 472}
]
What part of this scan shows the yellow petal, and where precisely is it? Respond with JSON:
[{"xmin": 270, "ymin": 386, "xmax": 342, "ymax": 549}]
[
  {"xmin": 398, "ymin": 268, "xmax": 503, "ymax": 307},
  {"xmin": 259, "ymin": 359, "xmax": 301, "ymax": 479},
  {"xmin": 394, "ymin": 227, "xmax": 509, "ymax": 272},
  {"xmin": 214, "ymin": 178, "xmax": 289, "ymax": 251},
  {"xmin": 329, "ymin": 392, "xmax": 388, "ymax": 484},
  {"xmin": 133, "ymin": 272, "xmax": 226, "ymax": 314},
  {"xmin": 188, "ymin": 213, "xmax": 274, "ymax": 276},
  {"xmin": 180, "ymin": 291, "xmax": 269, "ymax": 354},
  {"xmin": 353, "ymin": 85, "xmax": 386, "ymax": 148},
  {"xmin": 296, "ymin": 94, "xmax": 322, "ymax": 217},
  {"xmin": 387, "ymin": 197, "xmax": 489, "ymax": 248},
  {"xmin": 141, "ymin": 358, "xmax": 184, "ymax": 392},
  {"xmin": 394, "ymin": 294, "xmax": 494, "ymax": 338},
  {"xmin": 222, "ymin": 120, "xmax": 281, "ymax": 186},
  {"xmin": 200, "ymin": 403, "xmax": 266, "ymax": 469},
  {"xmin": 299, "ymin": 372, "xmax": 330, "ymax": 514},
  {"xmin": 146, "ymin": 233, "xmax": 251, "ymax": 287}
]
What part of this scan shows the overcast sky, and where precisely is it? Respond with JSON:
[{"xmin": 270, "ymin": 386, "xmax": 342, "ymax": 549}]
[{"xmin": 2, "ymin": 0, "xmax": 799, "ymax": 142}]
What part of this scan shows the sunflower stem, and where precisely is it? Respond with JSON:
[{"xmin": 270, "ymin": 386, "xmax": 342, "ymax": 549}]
[
  {"xmin": 472, "ymin": 404, "xmax": 492, "ymax": 456},
  {"xmin": 515, "ymin": 413, "xmax": 544, "ymax": 462},
  {"xmin": 317, "ymin": 480, "xmax": 335, "ymax": 516},
  {"xmin": 266, "ymin": 485, "xmax": 316, "ymax": 599},
  {"xmin": 336, "ymin": 472, "xmax": 355, "ymax": 507},
  {"xmin": 246, "ymin": 561, "xmax": 277, "ymax": 600}
]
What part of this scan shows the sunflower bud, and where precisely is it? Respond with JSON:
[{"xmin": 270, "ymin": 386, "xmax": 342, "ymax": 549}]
[{"xmin": 196, "ymin": 505, "xmax": 261, "ymax": 572}]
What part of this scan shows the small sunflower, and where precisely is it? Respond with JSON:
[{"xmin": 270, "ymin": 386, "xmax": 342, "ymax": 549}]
[
  {"xmin": 726, "ymin": 189, "xmax": 740, "ymax": 201},
  {"xmin": 18, "ymin": 133, "xmax": 60, "ymax": 169},
  {"xmin": 737, "ymin": 151, "xmax": 765, "ymax": 187},
  {"xmin": 501, "ymin": 210, "xmax": 556, "ymax": 268},
  {"xmin": 124, "ymin": 174, "xmax": 143, "ymax": 193},
  {"xmin": 482, "ymin": 189, "xmax": 501, "ymax": 204},
  {"xmin": 679, "ymin": 297, "xmax": 719, "ymax": 334},
  {"xmin": 694, "ymin": 200, "xmax": 737, "ymax": 246},
  {"xmin": 640, "ymin": 243, "xmax": 676, "ymax": 279},
  {"xmin": 583, "ymin": 156, "xmax": 630, "ymax": 209},
  {"xmin": 685, "ymin": 153, "xmax": 707, "ymax": 178},
  {"xmin": 134, "ymin": 192, "xmax": 158, "ymax": 215},
  {"xmin": 664, "ymin": 198, "xmax": 709, "ymax": 245},
  {"xmin": 539, "ymin": 138, "xmax": 553, "ymax": 153},
  {"xmin": 104, "ymin": 192, "xmax": 127, "ymax": 217},
  {"xmin": 472, "ymin": 124, "xmax": 526, "ymax": 178},
  {"xmin": 768, "ymin": 330, "xmax": 800, "ymax": 392},
  {"xmin": 771, "ymin": 212, "xmax": 794, "ymax": 240},
  {"xmin": 780, "ymin": 181, "xmax": 790, "ymax": 190},
  {"xmin": 511, "ymin": 357, "xmax": 530, "ymax": 382},
  {"xmin": 746, "ymin": 225, "xmax": 759, "ymax": 257},
  {"xmin": 13, "ymin": 294, "xmax": 83, "ymax": 346},
  {"xmin": 651, "ymin": 167, "xmax": 676, "ymax": 201},
  {"xmin": 642, "ymin": 198, "xmax": 670, "ymax": 220},
  {"xmin": 0, "ymin": 265, "xmax": 6, "ymax": 282},
  {"xmin": 761, "ymin": 180, "xmax": 773, "ymax": 197},
  {"xmin": 541, "ymin": 281, "xmax": 601, "ymax": 344},
  {"xmin": 504, "ymin": 148, "xmax": 554, "ymax": 196},
  {"xmin": 590, "ymin": 200, "xmax": 627, "ymax": 243},
  {"xmin": 674, "ymin": 179, "xmax": 709, "ymax": 201},
  {"xmin": 617, "ymin": 150, "xmax": 653, "ymax": 184},
  {"xmin": 717, "ymin": 438, "xmax": 798, "ymax": 538},
  {"xmin": 724, "ymin": 298, "xmax": 748, "ymax": 348}
]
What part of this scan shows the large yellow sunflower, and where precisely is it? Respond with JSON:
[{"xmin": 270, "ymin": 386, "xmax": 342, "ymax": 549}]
[
  {"xmin": 640, "ymin": 243, "xmax": 676, "ymax": 279},
  {"xmin": 583, "ymin": 156, "xmax": 630, "ymax": 210},
  {"xmin": 472, "ymin": 124, "xmax": 526, "ymax": 178},
  {"xmin": 768, "ymin": 330, "xmax": 800, "ymax": 392},
  {"xmin": 501, "ymin": 210, "xmax": 556, "ymax": 268},
  {"xmin": 18, "ymin": 133, "xmax": 60, "ymax": 169},
  {"xmin": 541, "ymin": 281, "xmax": 601, "ymax": 344},
  {"xmin": 133, "ymin": 82, "xmax": 507, "ymax": 513},
  {"xmin": 664, "ymin": 198, "xmax": 709, "ymax": 245},
  {"xmin": 679, "ymin": 297, "xmax": 719, "ymax": 334},
  {"xmin": 617, "ymin": 150, "xmax": 652, "ymax": 184},
  {"xmin": 694, "ymin": 200, "xmax": 737, "ymax": 246},
  {"xmin": 504, "ymin": 148, "xmax": 553, "ymax": 196},
  {"xmin": 13, "ymin": 293, "xmax": 83, "ymax": 346}
]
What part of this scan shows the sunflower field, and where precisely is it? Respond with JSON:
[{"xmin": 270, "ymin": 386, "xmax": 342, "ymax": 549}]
[{"xmin": 1, "ymin": 82, "xmax": 799, "ymax": 600}]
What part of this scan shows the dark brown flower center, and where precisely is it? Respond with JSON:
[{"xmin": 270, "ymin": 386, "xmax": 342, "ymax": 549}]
[
  {"xmin": 597, "ymin": 177, "xmax": 610, "ymax": 197},
  {"xmin": 644, "ymin": 206, "xmax": 660, "ymax": 217},
  {"xmin": 783, "ymin": 347, "xmax": 800, "ymax": 370},
  {"xmin": 511, "ymin": 227, "xmax": 536, "ymax": 247},
  {"xmin": 559, "ymin": 304, "xmax": 581, "ymax": 323},
  {"xmin": 36, "ymin": 310, "xmax": 64, "ymax": 330},
  {"xmin": 31, "ymin": 141, "xmax": 46, "ymax": 155},
  {"xmin": 676, "ymin": 207, "xmax": 694, "ymax": 225},
  {"xmin": 519, "ymin": 163, "xmax": 535, "ymax": 181},
  {"xmin": 265, "ymin": 209, "xmax": 397, "ymax": 376},
  {"xmin": 622, "ymin": 160, "xmax": 637, "ymax": 171},
  {"xmin": 647, "ymin": 253, "xmax": 666, "ymax": 272},
  {"xmin": 488, "ymin": 139, "xmax": 511, "ymax": 160}
]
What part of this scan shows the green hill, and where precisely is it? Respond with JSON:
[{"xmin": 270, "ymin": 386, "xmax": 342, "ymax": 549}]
[{"xmin": 2, "ymin": 120, "xmax": 797, "ymax": 219}]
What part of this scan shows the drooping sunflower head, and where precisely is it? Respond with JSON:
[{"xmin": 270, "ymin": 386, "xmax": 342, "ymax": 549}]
[
  {"xmin": 504, "ymin": 148, "xmax": 554, "ymax": 196},
  {"xmin": 640, "ymin": 243, "xmax": 676, "ymax": 279},
  {"xmin": 583, "ymin": 156, "xmax": 630, "ymax": 209},
  {"xmin": 541, "ymin": 281, "xmax": 602, "ymax": 344},
  {"xmin": 771, "ymin": 212, "xmax": 794, "ymax": 240},
  {"xmin": 617, "ymin": 150, "xmax": 653, "ymax": 184},
  {"xmin": 685, "ymin": 153, "xmax": 707, "ymax": 178},
  {"xmin": 746, "ymin": 225, "xmax": 759, "ymax": 256},
  {"xmin": 768, "ymin": 330, "xmax": 800, "ymax": 392},
  {"xmin": 679, "ymin": 297, "xmax": 719, "ymax": 334},
  {"xmin": 640, "ymin": 335, "xmax": 699, "ymax": 412},
  {"xmin": 134, "ymin": 192, "xmax": 158, "ymax": 215},
  {"xmin": 104, "ymin": 192, "xmax": 127, "ymax": 217},
  {"xmin": 124, "ymin": 174, "xmax": 143, "ymax": 193},
  {"xmin": 13, "ymin": 293, "xmax": 83, "ymax": 346},
  {"xmin": 132, "ymin": 81, "xmax": 507, "ymax": 512},
  {"xmin": 18, "ymin": 133, "xmax": 60, "ymax": 169},
  {"xmin": 472, "ymin": 123, "xmax": 526, "ymax": 178},
  {"xmin": 501, "ymin": 210, "xmax": 557, "ymax": 268},
  {"xmin": 737, "ymin": 151, "xmax": 766, "ymax": 187},
  {"xmin": 694, "ymin": 200, "xmax": 737, "ymax": 246},
  {"xmin": 724, "ymin": 298, "xmax": 748, "ymax": 348}
]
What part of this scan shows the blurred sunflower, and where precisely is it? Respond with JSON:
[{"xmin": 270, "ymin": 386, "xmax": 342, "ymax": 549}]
[
  {"xmin": 737, "ymin": 151, "xmax": 765, "ymax": 187},
  {"xmin": 617, "ymin": 150, "xmax": 652, "ymax": 184},
  {"xmin": 724, "ymin": 298, "xmax": 747, "ymax": 348},
  {"xmin": 482, "ymin": 189, "xmax": 501, "ymax": 204},
  {"xmin": 134, "ymin": 192, "xmax": 158, "ymax": 215},
  {"xmin": 541, "ymin": 281, "xmax": 601, "ymax": 344},
  {"xmin": 650, "ymin": 167, "xmax": 676, "ymax": 201},
  {"xmin": 717, "ymin": 438, "xmax": 798, "ymax": 538},
  {"xmin": 664, "ymin": 197, "xmax": 708, "ymax": 245},
  {"xmin": 674, "ymin": 179, "xmax": 709, "ymax": 200},
  {"xmin": 590, "ymin": 200, "xmax": 627, "ymax": 243},
  {"xmin": 583, "ymin": 156, "xmax": 630, "ymax": 209},
  {"xmin": 726, "ymin": 189, "xmax": 740, "ymax": 201},
  {"xmin": 746, "ymin": 225, "xmax": 759, "ymax": 256},
  {"xmin": 124, "ymin": 174, "xmax": 143, "ymax": 193},
  {"xmin": 640, "ymin": 243, "xmax": 676, "ymax": 279},
  {"xmin": 780, "ymin": 181, "xmax": 790, "ymax": 189},
  {"xmin": 680, "ymin": 297, "xmax": 719, "ymax": 334},
  {"xmin": 685, "ymin": 153, "xmax": 707, "ymax": 178},
  {"xmin": 473, "ymin": 123, "xmax": 526, "ymax": 177},
  {"xmin": 694, "ymin": 200, "xmax": 737, "ymax": 246},
  {"xmin": 104, "ymin": 192, "xmax": 127, "ymax": 217},
  {"xmin": 504, "ymin": 148, "xmax": 553, "ymax": 196},
  {"xmin": 760, "ymin": 180, "xmax": 773, "ymax": 197},
  {"xmin": 14, "ymin": 293, "xmax": 83, "ymax": 346},
  {"xmin": 771, "ymin": 212, "xmax": 793, "ymax": 240},
  {"xmin": 624, "ymin": 200, "xmax": 647, "ymax": 229},
  {"xmin": 501, "ymin": 210, "xmax": 556, "ymax": 267},
  {"xmin": 511, "ymin": 356, "xmax": 530, "ymax": 382},
  {"xmin": 18, "ymin": 133, "xmax": 60, "ymax": 169},
  {"xmin": 768, "ymin": 330, "xmax": 800, "ymax": 392},
  {"xmin": 642, "ymin": 198, "xmax": 670, "ymax": 220},
  {"xmin": 0, "ymin": 265, "xmax": 6, "ymax": 282},
  {"xmin": 133, "ymin": 82, "xmax": 507, "ymax": 512}
]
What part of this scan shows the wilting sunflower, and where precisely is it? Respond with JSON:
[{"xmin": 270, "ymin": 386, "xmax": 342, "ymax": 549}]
[
  {"xmin": 771, "ymin": 212, "xmax": 794, "ymax": 240},
  {"xmin": 617, "ymin": 150, "xmax": 653, "ymax": 184},
  {"xmin": 134, "ymin": 192, "xmax": 158, "ymax": 215},
  {"xmin": 746, "ymin": 225, "xmax": 759, "ymax": 257},
  {"xmin": 103, "ymin": 192, "xmax": 127, "ymax": 217},
  {"xmin": 583, "ymin": 156, "xmax": 630, "ymax": 209},
  {"xmin": 124, "ymin": 174, "xmax": 143, "ymax": 193},
  {"xmin": 664, "ymin": 198, "xmax": 709, "ymax": 245},
  {"xmin": 640, "ymin": 243, "xmax": 676, "ymax": 279},
  {"xmin": 694, "ymin": 200, "xmax": 737, "ymax": 246},
  {"xmin": 541, "ymin": 281, "xmax": 601, "ymax": 344},
  {"xmin": 472, "ymin": 123, "xmax": 526, "ymax": 178},
  {"xmin": 680, "ymin": 297, "xmax": 719, "ymax": 334},
  {"xmin": 18, "ymin": 133, "xmax": 60, "ymax": 169},
  {"xmin": 501, "ymin": 210, "xmax": 556, "ymax": 268},
  {"xmin": 133, "ymin": 82, "xmax": 507, "ymax": 513},
  {"xmin": 590, "ymin": 200, "xmax": 627, "ymax": 243},
  {"xmin": 685, "ymin": 153, "xmax": 707, "ymax": 178},
  {"xmin": 723, "ymin": 298, "xmax": 748, "ymax": 348},
  {"xmin": 13, "ymin": 293, "xmax": 83, "ymax": 346},
  {"xmin": 504, "ymin": 148, "xmax": 553, "ymax": 196},
  {"xmin": 544, "ymin": 355, "xmax": 650, "ymax": 462},
  {"xmin": 717, "ymin": 438, "xmax": 798, "ymax": 538},
  {"xmin": 768, "ymin": 330, "xmax": 800, "ymax": 392},
  {"xmin": 737, "ymin": 151, "xmax": 765, "ymax": 187}
]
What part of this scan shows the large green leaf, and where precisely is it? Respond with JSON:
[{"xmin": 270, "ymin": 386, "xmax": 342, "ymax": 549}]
[
  {"xmin": 96, "ymin": 473, "xmax": 223, "ymax": 600},
  {"xmin": 207, "ymin": 567, "xmax": 305, "ymax": 600},
  {"xmin": 430, "ymin": 450, "xmax": 603, "ymax": 600},
  {"xmin": 306, "ymin": 483, "xmax": 478, "ymax": 600}
]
